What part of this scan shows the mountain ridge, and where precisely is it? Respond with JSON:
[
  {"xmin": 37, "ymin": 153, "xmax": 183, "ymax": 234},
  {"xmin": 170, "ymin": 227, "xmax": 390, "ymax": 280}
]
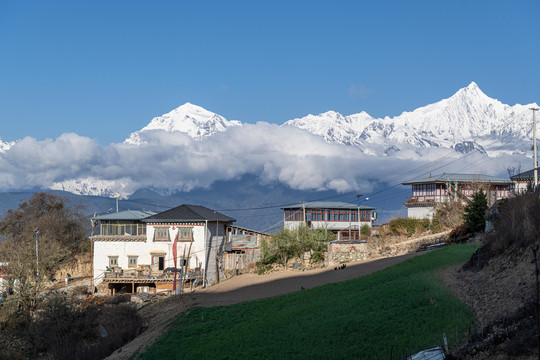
[{"xmin": 285, "ymin": 82, "xmax": 537, "ymax": 155}]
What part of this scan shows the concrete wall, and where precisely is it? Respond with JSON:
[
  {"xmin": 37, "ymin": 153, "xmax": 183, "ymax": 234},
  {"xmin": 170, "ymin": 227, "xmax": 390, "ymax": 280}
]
[{"xmin": 407, "ymin": 206, "xmax": 435, "ymax": 219}]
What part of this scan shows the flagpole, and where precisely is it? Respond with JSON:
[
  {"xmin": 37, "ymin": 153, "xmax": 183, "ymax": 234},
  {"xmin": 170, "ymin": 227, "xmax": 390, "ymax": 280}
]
[
  {"xmin": 173, "ymin": 231, "xmax": 178, "ymax": 291},
  {"xmin": 178, "ymin": 246, "xmax": 186, "ymax": 295}
]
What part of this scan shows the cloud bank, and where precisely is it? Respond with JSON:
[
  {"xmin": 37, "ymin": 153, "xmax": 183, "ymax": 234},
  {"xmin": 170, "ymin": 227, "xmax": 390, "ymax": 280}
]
[{"xmin": 0, "ymin": 123, "xmax": 524, "ymax": 197}]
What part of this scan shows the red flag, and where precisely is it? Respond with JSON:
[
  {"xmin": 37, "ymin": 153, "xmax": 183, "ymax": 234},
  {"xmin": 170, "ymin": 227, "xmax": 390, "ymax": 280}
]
[{"xmin": 172, "ymin": 232, "xmax": 178, "ymax": 291}]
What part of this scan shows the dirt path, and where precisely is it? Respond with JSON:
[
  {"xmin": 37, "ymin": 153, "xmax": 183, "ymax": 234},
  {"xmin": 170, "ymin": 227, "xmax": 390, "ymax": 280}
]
[{"xmin": 106, "ymin": 252, "xmax": 420, "ymax": 360}]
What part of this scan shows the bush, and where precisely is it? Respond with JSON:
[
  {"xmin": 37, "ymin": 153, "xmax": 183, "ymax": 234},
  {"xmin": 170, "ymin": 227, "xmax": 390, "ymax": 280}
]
[
  {"xmin": 360, "ymin": 224, "xmax": 371, "ymax": 237},
  {"xmin": 432, "ymin": 201, "xmax": 464, "ymax": 229},
  {"xmin": 261, "ymin": 225, "xmax": 334, "ymax": 266},
  {"xmin": 487, "ymin": 191, "xmax": 540, "ymax": 254},
  {"xmin": 388, "ymin": 217, "xmax": 430, "ymax": 237}
]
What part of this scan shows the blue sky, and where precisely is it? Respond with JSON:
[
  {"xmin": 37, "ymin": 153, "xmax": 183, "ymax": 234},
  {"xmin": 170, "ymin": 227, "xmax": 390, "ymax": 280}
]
[{"xmin": 1, "ymin": 0, "xmax": 539, "ymax": 145}]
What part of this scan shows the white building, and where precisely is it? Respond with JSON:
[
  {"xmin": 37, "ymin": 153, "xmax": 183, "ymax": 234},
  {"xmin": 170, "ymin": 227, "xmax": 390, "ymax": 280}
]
[
  {"xmin": 281, "ymin": 201, "xmax": 376, "ymax": 241},
  {"xmin": 510, "ymin": 168, "xmax": 539, "ymax": 194},
  {"xmin": 91, "ymin": 205, "xmax": 235, "ymax": 294},
  {"xmin": 402, "ymin": 173, "xmax": 512, "ymax": 219}
]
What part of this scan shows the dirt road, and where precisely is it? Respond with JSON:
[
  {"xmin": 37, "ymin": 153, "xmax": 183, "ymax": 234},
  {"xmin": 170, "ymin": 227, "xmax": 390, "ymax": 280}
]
[{"xmin": 106, "ymin": 252, "xmax": 419, "ymax": 360}]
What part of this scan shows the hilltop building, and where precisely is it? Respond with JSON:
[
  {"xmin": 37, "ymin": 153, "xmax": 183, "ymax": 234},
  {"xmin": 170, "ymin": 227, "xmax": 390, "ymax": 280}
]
[
  {"xmin": 510, "ymin": 168, "xmax": 539, "ymax": 194},
  {"xmin": 91, "ymin": 205, "xmax": 269, "ymax": 294},
  {"xmin": 402, "ymin": 173, "xmax": 511, "ymax": 219},
  {"xmin": 281, "ymin": 201, "xmax": 376, "ymax": 241}
]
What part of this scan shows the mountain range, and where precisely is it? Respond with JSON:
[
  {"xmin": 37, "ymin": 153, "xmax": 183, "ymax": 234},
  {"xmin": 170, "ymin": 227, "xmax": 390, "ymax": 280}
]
[
  {"xmin": 0, "ymin": 82, "xmax": 536, "ymax": 229},
  {"xmin": 117, "ymin": 82, "xmax": 536, "ymax": 158},
  {"xmin": 285, "ymin": 82, "xmax": 535, "ymax": 156}
]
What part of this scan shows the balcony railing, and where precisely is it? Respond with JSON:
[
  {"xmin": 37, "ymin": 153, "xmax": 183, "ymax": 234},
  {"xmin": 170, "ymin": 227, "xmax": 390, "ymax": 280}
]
[{"xmin": 405, "ymin": 195, "xmax": 450, "ymax": 206}]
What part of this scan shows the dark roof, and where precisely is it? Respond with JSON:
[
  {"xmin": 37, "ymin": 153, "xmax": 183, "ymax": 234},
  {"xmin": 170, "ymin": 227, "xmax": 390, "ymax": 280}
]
[
  {"xmin": 281, "ymin": 201, "xmax": 375, "ymax": 211},
  {"xmin": 402, "ymin": 173, "xmax": 512, "ymax": 185},
  {"xmin": 142, "ymin": 204, "xmax": 235, "ymax": 223},
  {"xmin": 92, "ymin": 210, "xmax": 157, "ymax": 221},
  {"xmin": 510, "ymin": 168, "xmax": 539, "ymax": 181}
]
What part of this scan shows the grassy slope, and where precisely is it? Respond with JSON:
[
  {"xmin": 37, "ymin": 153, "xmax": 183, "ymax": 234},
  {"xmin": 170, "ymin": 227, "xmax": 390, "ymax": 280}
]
[{"xmin": 135, "ymin": 244, "xmax": 479, "ymax": 360}]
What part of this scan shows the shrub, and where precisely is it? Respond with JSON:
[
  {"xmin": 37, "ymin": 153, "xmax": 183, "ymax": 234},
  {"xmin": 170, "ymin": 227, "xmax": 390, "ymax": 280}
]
[
  {"xmin": 262, "ymin": 225, "xmax": 334, "ymax": 266},
  {"xmin": 360, "ymin": 224, "xmax": 371, "ymax": 237},
  {"xmin": 388, "ymin": 217, "xmax": 423, "ymax": 237},
  {"xmin": 432, "ymin": 201, "xmax": 464, "ymax": 229},
  {"xmin": 487, "ymin": 191, "xmax": 540, "ymax": 253}
]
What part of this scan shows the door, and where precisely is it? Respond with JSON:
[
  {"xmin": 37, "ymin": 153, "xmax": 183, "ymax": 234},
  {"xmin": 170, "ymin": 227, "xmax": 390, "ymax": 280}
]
[{"xmin": 152, "ymin": 255, "xmax": 165, "ymax": 270}]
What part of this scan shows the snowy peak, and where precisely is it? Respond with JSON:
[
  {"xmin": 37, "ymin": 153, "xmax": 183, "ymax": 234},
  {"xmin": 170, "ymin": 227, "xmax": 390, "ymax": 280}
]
[
  {"xmin": 284, "ymin": 109, "xmax": 374, "ymax": 146},
  {"xmin": 126, "ymin": 103, "xmax": 241, "ymax": 144},
  {"xmin": 285, "ymin": 82, "xmax": 537, "ymax": 155}
]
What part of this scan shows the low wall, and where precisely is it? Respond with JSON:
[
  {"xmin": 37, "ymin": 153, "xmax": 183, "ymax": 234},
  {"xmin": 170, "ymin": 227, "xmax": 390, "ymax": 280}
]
[
  {"xmin": 324, "ymin": 230, "xmax": 451, "ymax": 266},
  {"xmin": 325, "ymin": 243, "xmax": 371, "ymax": 266}
]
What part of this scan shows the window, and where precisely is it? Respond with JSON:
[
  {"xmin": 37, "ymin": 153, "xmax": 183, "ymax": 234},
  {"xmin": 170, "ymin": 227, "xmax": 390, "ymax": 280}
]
[
  {"xmin": 154, "ymin": 227, "xmax": 169, "ymax": 241},
  {"xmin": 128, "ymin": 256, "xmax": 138, "ymax": 268},
  {"xmin": 178, "ymin": 227, "xmax": 193, "ymax": 241},
  {"xmin": 284, "ymin": 210, "xmax": 303, "ymax": 221},
  {"xmin": 108, "ymin": 256, "xmax": 118, "ymax": 267}
]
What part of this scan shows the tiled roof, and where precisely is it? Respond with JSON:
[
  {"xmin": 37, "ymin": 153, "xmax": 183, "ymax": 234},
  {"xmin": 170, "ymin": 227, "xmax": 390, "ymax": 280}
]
[
  {"xmin": 281, "ymin": 201, "xmax": 375, "ymax": 210},
  {"xmin": 142, "ymin": 204, "xmax": 235, "ymax": 223},
  {"xmin": 402, "ymin": 173, "xmax": 512, "ymax": 185},
  {"xmin": 92, "ymin": 210, "xmax": 157, "ymax": 221}
]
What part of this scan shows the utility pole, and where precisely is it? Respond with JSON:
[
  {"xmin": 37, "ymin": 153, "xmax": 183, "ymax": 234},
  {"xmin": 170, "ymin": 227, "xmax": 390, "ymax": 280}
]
[
  {"xmin": 355, "ymin": 194, "xmax": 363, "ymax": 240},
  {"xmin": 302, "ymin": 202, "xmax": 306, "ymax": 225},
  {"xmin": 34, "ymin": 229, "xmax": 39, "ymax": 279},
  {"xmin": 531, "ymin": 108, "xmax": 539, "ymax": 189}
]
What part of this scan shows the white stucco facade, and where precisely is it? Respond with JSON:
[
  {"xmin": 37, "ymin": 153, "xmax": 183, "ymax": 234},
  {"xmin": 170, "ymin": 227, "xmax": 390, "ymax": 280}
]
[
  {"xmin": 93, "ymin": 222, "xmax": 219, "ymax": 287},
  {"xmin": 407, "ymin": 206, "xmax": 435, "ymax": 219}
]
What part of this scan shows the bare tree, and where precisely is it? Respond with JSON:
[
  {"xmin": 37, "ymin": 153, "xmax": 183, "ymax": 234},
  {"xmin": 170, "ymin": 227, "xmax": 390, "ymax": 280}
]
[{"xmin": 0, "ymin": 193, "xmax": 86, "ymax": 318}]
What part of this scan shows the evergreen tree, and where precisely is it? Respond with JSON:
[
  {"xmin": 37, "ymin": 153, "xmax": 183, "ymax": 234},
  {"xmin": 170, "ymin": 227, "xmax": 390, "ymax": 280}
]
[{"xmin": 463, "ymin": 190, "xmax": 488, "ymax": 232}]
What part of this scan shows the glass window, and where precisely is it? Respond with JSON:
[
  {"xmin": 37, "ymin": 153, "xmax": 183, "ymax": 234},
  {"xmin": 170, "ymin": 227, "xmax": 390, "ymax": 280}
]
[
  {"xmin": 128, "ymin": 256, "xmax": 138, "ymax": 268},
  {"xmin": 178, "ymin": 227, "xmax": 193, "ymax": 241},
  {"xmin": 154, "ymin": 227, "xmax": 169, "ymax": 241},
  {"xmin": 108, "ymin": 256, "xmax": 118, "ymax": 267}
]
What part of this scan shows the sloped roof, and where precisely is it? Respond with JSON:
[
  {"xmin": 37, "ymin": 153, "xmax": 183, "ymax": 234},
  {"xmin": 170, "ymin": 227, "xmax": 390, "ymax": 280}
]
[
  {"xmin": 510, "ymin": 168, "xmax": 538, "ymax": 181},
  {"xmin": 142, "ymin": 204, "xmax": 235, "ymax": 223},
  {"xmin": 402, "ymin": 173, "xmax": 511, "ymax": 185},
  {"xmin": 92, "ymin": 210, "xmax": 157, "ymax": 221},
  {"xmin": 281, "ymin": 201, "xmax": 375, "ymax": 211}
]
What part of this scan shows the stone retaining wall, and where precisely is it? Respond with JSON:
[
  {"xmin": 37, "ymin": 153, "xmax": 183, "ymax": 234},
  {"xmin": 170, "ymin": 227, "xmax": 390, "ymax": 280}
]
[{"xmin": 324, "ymin": 230, "xmax": 451, "ymax": 267}]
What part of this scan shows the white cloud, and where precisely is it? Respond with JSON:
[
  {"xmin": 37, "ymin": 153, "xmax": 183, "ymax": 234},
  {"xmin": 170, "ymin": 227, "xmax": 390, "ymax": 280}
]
[{"xmin": 0, "ymin": 124, "xmax": 525, "ymax": 197}]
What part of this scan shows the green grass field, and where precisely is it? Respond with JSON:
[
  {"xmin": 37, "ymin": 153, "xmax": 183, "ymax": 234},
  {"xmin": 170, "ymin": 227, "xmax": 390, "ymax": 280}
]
[{"xmin": 134, "ymin": 244, "xmax": 479, "ymax": 360}]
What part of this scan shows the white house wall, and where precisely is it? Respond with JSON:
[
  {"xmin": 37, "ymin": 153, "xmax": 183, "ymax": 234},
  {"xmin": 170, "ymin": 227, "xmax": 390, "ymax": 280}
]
[
  {"xmin": 407, "ymin": 207, "xmax": 435, "ymax": 219},
  {"xmin": 93, "ymin": 223, "xmax": 208, "ymax": 287}
]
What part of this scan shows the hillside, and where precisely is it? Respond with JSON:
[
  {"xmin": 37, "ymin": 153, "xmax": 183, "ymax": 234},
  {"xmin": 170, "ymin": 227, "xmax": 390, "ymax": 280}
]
[{"xmin": 440, "ymin": 192, "xmax": 540, "ymax": 359}]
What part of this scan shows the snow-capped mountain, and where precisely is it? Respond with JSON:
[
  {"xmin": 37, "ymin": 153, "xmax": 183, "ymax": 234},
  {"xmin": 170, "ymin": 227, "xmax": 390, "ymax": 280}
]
[
  {"xmin": 125, "ymin": 102, "xmax": 241, "ymax": 144},
  {"xmin": 49, "ymin": 178, "xmax": 130, "ymax": 198},
  {"xmin": 285, "ymin": 82, "xmax": 537, "ymax": 155}
]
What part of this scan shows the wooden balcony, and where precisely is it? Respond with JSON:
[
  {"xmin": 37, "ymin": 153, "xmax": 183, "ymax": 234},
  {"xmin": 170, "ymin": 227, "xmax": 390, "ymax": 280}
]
[{"xmin": 404, "ymin": 195, "xmax": 450, "ymax": 207}]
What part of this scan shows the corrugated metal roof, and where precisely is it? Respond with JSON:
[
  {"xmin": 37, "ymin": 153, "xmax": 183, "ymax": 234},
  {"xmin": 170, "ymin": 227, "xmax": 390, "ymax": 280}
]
[
  {"xmin": 143, "ymin": 204, "xmax": 236, "ymax": 223},
  {"xmin": 510, "ymin": 168, "xmax": 538, "ymax": 181},
  {"xmin": 92, "ymin": 210, "xmax": 157, "ymax": 221},
  {"xmin": 402, "ymin": 173, "xmax": 512, "ymax": 185},
  {"xmin": 281, "ymin": 201, "xmax": 375, "ymax": 210}
]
